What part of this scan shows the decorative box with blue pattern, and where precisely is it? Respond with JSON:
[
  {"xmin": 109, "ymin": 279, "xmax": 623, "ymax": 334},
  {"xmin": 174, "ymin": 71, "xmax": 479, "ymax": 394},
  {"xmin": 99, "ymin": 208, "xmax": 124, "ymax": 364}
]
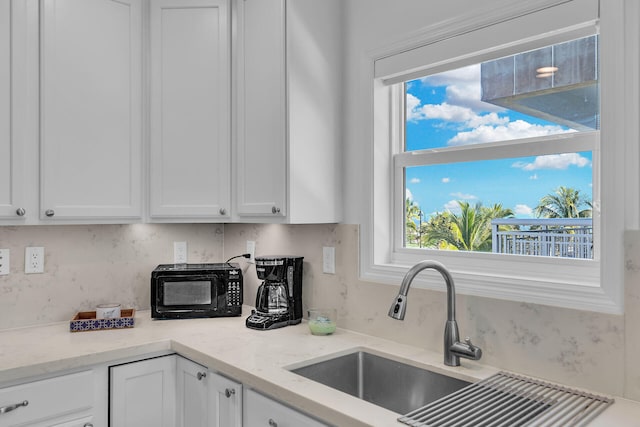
[{"xmin": 70, "ymin": 309, "xmax": 135, "ymax": 332}]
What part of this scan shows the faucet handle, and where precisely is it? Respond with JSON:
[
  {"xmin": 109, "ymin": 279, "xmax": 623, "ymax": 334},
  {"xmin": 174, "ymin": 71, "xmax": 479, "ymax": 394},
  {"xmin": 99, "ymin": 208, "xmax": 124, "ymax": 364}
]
[{"xmin": 450, "ymin": 337, "xmax": 483, "ymax": 361}]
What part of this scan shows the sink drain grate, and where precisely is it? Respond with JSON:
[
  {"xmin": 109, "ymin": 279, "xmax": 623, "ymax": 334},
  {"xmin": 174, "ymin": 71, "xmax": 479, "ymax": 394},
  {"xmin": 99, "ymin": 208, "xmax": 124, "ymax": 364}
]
[{"xmin": 398, "ymin": 371, "xmax": 613, "ymax": 427}]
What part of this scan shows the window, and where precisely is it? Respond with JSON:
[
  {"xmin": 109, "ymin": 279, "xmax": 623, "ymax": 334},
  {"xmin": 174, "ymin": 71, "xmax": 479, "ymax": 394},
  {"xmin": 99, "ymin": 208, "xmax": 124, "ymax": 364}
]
[
  {"xmin": 401, "ymin": 35, "xmax": 598, "ymax": 260},
  {"xmin": 360, "ymin": 0, "xmax": 633, "ymax": 314}
]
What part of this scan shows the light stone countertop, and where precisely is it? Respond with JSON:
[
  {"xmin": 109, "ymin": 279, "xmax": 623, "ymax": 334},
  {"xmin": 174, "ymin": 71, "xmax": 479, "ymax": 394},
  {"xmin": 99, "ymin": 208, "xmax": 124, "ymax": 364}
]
[{"xmin": 0, "ymin": 308, "xmax": 638, "ymax": 427}]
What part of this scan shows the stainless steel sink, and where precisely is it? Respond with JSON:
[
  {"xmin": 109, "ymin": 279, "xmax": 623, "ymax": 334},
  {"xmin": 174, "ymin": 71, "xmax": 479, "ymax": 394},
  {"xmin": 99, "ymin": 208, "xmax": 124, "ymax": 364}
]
[{"xmin": 289, "ymin": 350, "xmax": 471, "ymax": 414}]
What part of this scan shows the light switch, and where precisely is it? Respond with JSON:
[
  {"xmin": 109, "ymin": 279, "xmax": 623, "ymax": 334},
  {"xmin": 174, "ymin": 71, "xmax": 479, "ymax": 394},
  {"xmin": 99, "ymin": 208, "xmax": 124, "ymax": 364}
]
[{"xmin": 323, "ymin": 246, "xmax": 335, "ymax": 274}]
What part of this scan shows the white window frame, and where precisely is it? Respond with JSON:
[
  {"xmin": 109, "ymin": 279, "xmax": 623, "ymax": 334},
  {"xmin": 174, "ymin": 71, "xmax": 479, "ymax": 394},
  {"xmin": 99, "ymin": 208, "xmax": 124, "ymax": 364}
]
[{"xmin": 359, "ymin": 0, "xmax": 639, "ymax": 314}]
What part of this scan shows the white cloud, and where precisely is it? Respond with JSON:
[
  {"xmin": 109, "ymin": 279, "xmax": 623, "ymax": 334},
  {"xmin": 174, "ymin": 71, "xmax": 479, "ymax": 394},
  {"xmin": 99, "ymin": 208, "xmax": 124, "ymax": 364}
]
[
  {"xmin": 529, "ymin": 174, "xmax": 539, "ymax": 180},
  {"xmin": 515, "ymin": 204, "xmax": 533, "ymax": 216},
  {"xmin": 441, "ymin": 177, "xmax": 450, "ymax": 183},
  {"xmin": 514, "ymin": 153, "xmax": 591, "ymax": 171},
  {"xmin": 407, "ymin": 100, "xmax": 507, "ymax": 131},
  {"xmin": 409, "ymin": 177, "xmax": 421, "ymax": 184},
  {"xmin": 450, "ymin": 192, "xmax": 477, "ymax": 200},
  {"xmin": 406, "ymin": 93, "xmax": 423, "ymax": 121},
  {"xmin": 444, "ymin": 200, "xmax": 462, "ymax": 213},
  {"xmin": 406, "ymin": 188, "xmax": 413, "ymax": 201},
  {"xmin": 411, "ymin": 102, "xmax": 476, "ymax": 123},
  {"xmin": 448, "ymin": 120, "xmax": 572, "ymax": 146},
  {"xmin": 421, "ymin": 64, "xmax": 503, "ymax": 112}
]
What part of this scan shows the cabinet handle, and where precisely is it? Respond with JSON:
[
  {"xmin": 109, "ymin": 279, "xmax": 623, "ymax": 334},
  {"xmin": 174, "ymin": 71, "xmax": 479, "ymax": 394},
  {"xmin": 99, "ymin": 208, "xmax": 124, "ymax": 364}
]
[
  {"xmin": 197, "ymin": 372, "xmax": 207, "ymax": 380},
  {"xmin": 84, "ymin": 424, "xmax": 93, "ymax": 427},
  {"xmin": 268, "ymin": 419, "xmax": 278, "ymax": 427},
  {"xmin": 45, "ymin": 209, "xmax": 55, "ymax": 217},
  {"xmin": 219, "ymin": 208, "xmax": 227, "ymax": 215},
  {"xmin": 271, "ymin": 206, "xmax": 280, "ymax": 214},
  {"xmin": 224, "ymin": 388, "xmax": 235, "ymax": 398},
  {"xmin": 0, "ymin": 400, "xmax": 28, "ymax": 414},
  {"xmin": 16, "ymin": 208, "xmax": 26, "ymax": 216}
]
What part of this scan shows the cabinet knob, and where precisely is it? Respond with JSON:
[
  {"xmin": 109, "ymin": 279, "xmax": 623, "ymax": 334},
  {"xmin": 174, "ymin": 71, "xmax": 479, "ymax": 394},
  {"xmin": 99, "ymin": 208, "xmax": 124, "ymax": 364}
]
[
  {"xmin": 15, "ymin": 208, "xmax": 26, "ymax": 217},
  {"xmin": 84, "ymin": 424, "xmax": 94, "ymax": 427},
  {"xmin": 271, "ymin": 206, "xmax": 280, "ymax": 214},
  {"xmin": 219, "ymin": 208, "xmax": 227, "ymax": 215},
  {"xmin": 224, "ymin": 388, "xmax": 235, "ymax": 398},
  {"xmin": 268, "ymin": 419, "xmax": 278, "ymax": 427},
  {"xmin": 45, "ymin": 209, "xmax": 55, "ymax": 217},
  {"xmin": 0, "ymin": 400, "xmax": 28, "ymax": 414},
  {"xmin": 197, "ymin": 372, "xmax": 207, "ymax": 381}
]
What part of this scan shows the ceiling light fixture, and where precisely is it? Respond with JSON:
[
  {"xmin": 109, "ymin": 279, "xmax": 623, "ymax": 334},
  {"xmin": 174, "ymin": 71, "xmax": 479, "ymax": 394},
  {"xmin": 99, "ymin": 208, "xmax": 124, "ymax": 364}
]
[
  {"xmin": 536, "ymin": 66, "xmax": 558, "ymax": 73},
  {"xmin": 536, "ymin": 66, "xmax": 558, "ymax": 78}
]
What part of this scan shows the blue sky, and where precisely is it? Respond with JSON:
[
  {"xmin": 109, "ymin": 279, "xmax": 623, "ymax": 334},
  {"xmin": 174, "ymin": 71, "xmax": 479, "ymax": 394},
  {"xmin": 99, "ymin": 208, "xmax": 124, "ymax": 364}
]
[{"xmin": 405, "ymin": 64, "xmax": 593, "ymax": 218}]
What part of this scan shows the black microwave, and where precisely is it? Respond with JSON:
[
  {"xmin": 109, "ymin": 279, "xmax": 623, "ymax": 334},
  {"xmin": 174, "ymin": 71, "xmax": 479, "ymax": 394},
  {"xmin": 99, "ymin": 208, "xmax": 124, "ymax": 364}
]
[{"xmin": 151, "ymin": 263, "xmax": 243, "ymax": 319}]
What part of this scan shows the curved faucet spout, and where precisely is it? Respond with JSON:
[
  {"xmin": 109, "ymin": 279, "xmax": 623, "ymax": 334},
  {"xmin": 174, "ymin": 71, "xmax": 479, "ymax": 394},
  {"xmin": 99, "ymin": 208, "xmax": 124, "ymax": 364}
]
[
  {"xmin": 388, "ymin": 260, "xmax": 482, "ymax": 367},
  {"xmin": 389, "ymin": 260, "xmax": 455, "ymax": 321}
]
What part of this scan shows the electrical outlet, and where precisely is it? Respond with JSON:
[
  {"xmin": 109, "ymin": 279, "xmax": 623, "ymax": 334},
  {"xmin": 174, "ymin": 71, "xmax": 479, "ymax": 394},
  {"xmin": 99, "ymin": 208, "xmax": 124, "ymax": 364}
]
[
  {"xmin": 174, "ymin": 241, "xmax": 187, "ymax": 264},
  {"xmin": 25, "ymin": 247, "xmax": 44, "ymax": 274},
  {"xmin": 246, "ymin": 240, "xmax": 256, "ymax": 264},
  {"xmin": 323, "ymin": 246, "xmax": 335, "ymax": 274},
  {"xmin": 0, "ymin": 249, "xmax": 9, "ymax": 275}
]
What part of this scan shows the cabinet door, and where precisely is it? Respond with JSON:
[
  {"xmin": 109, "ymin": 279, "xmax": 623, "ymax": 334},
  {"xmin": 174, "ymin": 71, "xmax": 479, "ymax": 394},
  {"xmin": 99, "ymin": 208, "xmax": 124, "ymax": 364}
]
[
  {"xmin": 243, "ymin": 389, "xmax": 329, "ymax": 427},
  {"xmin": 236, "ymin": 0, "xmax": 286, "ymax": 218},
  {"xmin": 176, "ymin": 357, "xmax": 208, "ymax": 427},
  {"xmin": 0, "ymin": 0, "xmax": 27, "ymax": 221},
  {"xmin": 110, "ymin": 355, "xmax": 176, "ymax": 427},
  {"xmin": 208, "ymin": 371, "xmax": 242, "ymax": 427},
  {"xmin": 40, "ymin": 0, "xmax": 142, "ymax": 221},
  {"xmin": 149, "ymin": 0, "xmax": 231, "ymax": 220}
]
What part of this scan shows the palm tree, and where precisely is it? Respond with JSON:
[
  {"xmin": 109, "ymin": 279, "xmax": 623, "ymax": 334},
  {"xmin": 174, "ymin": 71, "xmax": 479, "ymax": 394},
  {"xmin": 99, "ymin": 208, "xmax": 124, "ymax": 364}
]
[
  {"xmin": 405, "ymin": 198, "xmax": 423, "ymax": 246},
  {"xmin": 423, "ymin": 201, "xmax": 514, "ymax": 252},
  {"xmin": 534, "ymin": 186, "xmax": 592, "ymax": 218}
]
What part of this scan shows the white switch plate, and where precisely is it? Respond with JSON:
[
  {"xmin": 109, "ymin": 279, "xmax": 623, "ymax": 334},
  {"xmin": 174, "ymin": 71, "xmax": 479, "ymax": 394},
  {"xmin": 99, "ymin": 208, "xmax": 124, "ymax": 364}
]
[
  {"xmin": 246, "ymin": 240, "xmax": 256, "ymax": 264},
  {"xmin": 0, "ymin": 249, "xmax": 9, "ymax": 275},
  {"xmin": 25, "ymin": 246, "xmax": 44, "ymax": 274},
  {"xmin": 174, "ymin": 241, "xmax": 187, "ymax": 264},
  {"xmin": 323, "ymin": 246, "xmax": 335, "ymax": 274}
]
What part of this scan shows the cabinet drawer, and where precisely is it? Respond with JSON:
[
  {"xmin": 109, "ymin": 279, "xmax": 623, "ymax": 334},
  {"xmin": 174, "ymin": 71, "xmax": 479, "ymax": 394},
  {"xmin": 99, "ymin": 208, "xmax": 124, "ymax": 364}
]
[
  {"xmin": 243, "ymin": 389, "xmax": 329, "ymax": 427},
  {"xmin": 0, "ymin": 370, "xmax": 93, "ymax": 426}
]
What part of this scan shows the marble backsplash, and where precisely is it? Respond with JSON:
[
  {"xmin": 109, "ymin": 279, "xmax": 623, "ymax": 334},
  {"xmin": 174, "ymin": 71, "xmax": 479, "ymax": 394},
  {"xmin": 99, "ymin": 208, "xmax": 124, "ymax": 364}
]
[{"xmin": 0, "ymin": 223, "xmax": 637, "ymax": 400}]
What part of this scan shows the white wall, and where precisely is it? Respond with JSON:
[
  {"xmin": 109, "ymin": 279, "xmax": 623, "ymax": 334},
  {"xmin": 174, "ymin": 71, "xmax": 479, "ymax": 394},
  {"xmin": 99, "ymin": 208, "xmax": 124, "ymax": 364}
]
[{"xmin": 0, "ymin": 224, "xmax": 224, "ymax": 328}]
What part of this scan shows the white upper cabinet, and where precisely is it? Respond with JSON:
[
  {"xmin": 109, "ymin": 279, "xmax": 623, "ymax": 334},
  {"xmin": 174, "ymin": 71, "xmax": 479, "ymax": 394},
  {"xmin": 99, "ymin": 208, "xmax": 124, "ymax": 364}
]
[
  {"xmin": 235, "ymin": 0, "xmax": 343, "ymax": 223},
  {"xmin": 40, "ymin": 0, "xmax": 143, "ymax": 221},
  {"xmin": 149, "ymin": 0, "xmax": 231, "ymax": 221},
  {"xmin": 0, "ymin": 1, "xmax": 20, "ymax": 221},
  {"xmin": 0, "ymin": 1, "xmax": 37, "ymax": 223}
]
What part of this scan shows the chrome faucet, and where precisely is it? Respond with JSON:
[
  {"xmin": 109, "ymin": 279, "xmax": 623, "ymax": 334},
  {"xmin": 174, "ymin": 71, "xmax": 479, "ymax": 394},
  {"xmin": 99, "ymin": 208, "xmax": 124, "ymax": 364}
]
[{"xmin": 388, "ymin": 260, "xmax": 482, "ymax": 366}]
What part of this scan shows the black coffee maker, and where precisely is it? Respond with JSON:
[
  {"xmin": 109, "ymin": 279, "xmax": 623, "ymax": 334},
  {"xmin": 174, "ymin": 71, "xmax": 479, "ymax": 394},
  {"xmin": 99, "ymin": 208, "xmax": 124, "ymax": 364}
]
[{"xmin": 246, "ymin": 256, "xmax": 304, "ymax": 330}]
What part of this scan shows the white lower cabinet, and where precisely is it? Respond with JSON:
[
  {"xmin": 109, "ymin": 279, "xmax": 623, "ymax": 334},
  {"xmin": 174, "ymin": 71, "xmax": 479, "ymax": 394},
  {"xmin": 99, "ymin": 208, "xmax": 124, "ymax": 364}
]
[
  {"xmin": 243, "ymin": 389, "xmax": 329, "ymax": 427},
  {"xmin": 110, "ymin": 355, "xmax": 176, "ymax": 427},
  {"xmin": 207, "ymin": 371, "xmax": 242, "ymax": 427},
  {"xmin": 0, "ymin": 369, "xmax": 105, "ymax": 427},
  {"xmin": 110, "ymin": 355, "xmax": 243, "ymax": 427},
  {"xmin": 176, "ymin": 356, "xmax": 242, "ymax": 427}
]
